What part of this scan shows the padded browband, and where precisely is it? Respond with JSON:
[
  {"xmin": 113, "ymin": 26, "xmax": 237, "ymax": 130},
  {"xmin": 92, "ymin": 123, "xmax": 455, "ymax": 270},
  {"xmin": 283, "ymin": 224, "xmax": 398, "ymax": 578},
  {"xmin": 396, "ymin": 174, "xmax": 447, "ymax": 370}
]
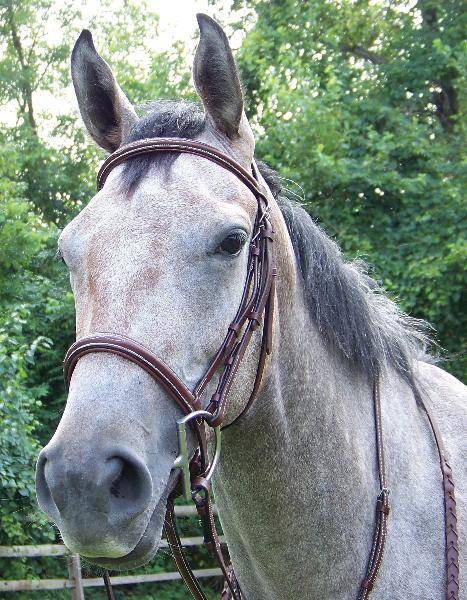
[{"xmin": 97, "ymin": 137, "xmax": 270, "ymax": 203}]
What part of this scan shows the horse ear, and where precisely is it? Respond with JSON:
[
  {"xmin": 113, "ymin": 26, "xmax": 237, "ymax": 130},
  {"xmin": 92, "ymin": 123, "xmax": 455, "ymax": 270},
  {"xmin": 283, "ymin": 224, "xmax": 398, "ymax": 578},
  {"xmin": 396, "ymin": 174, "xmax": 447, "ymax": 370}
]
[
  {"xmin": 71, "ymin": 30, "xmax": 137, "ymax": 153},
  {"xmin": 193, "ymin": 14, "xmax": 243, "ymax": 138}
]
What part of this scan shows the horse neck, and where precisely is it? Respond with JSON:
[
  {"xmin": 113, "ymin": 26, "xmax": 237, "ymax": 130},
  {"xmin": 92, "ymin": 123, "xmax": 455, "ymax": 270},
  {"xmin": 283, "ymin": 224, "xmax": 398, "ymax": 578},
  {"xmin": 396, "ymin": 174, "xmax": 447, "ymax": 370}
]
[
  {"xmin": 217, "ymin": 274, "xmax": 376, "ymax": 487},
  {"xmin": 213, "ymin": 230, "xmax": 447, "ymax": 600},
  {"xmin": 214, "ymin": 255, "xmax": 381, "ymax": 593}
]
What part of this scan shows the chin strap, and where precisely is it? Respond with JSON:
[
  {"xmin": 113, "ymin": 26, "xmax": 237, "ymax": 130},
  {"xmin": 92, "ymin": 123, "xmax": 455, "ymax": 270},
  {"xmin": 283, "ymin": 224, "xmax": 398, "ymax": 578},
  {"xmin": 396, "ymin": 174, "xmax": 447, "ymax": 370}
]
[{"xmin": 164, "ymin": 495, "xmax": 211, "ymax": 600}]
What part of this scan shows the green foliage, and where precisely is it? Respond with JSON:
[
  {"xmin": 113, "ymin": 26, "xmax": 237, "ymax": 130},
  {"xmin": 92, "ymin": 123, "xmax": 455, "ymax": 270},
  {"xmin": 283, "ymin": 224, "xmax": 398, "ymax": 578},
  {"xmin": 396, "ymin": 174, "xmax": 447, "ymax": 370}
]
[
  {"xmin": 0, "ymin": 307, "xmax": 51, "ymax": 538},
  {"xmin": 229, "ymin": 0, "xmax": 466, "ymax": 379},
  {"xmin": 0, "ymin": 0, "xmax": 194, "ymax": 225},
  {"xmin": 0, "ymin": 0, "xmax": 78, "ymax": 128},
  {"xmin": 1, "ymin": 122, "xmax": 99, "ymax": 225},
  {"xmin": 0, "ymin": 143, "xmax": 66, "ymax": 583}
]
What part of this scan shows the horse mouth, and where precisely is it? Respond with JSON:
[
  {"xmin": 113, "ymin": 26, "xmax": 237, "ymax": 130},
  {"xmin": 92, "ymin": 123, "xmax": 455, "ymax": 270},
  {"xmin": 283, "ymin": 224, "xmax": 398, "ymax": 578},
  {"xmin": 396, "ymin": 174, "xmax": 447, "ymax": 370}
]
[{"xmin": 83, "ymin": 477, "xmax": 175, "ymax": 571}]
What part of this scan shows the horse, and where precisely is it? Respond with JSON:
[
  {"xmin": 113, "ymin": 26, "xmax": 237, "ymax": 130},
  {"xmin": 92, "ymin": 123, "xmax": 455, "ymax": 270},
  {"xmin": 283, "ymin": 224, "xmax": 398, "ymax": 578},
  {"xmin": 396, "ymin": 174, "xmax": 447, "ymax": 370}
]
[{"xmin": 35, "ymin": 14, "xmax": 465, "ymax": 600}]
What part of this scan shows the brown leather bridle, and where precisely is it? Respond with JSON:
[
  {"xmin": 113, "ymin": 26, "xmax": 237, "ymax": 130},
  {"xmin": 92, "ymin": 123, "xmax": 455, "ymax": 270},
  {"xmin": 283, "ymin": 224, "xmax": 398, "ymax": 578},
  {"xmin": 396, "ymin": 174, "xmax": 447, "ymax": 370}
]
[
  {"xmin": 63, "ymin": 138, "xmax": 459, "ymax": 600},
  {"xmin": 64, "ymin": 138, "xmax": 276, "ymax": 599}
]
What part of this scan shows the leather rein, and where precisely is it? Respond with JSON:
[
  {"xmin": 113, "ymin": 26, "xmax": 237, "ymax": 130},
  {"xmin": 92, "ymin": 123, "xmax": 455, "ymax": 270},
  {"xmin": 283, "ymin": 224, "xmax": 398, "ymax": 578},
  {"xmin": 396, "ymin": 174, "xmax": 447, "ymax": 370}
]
[{"xmin": 63, "ymin": 137, "xmax": 459, "ymax": 599}]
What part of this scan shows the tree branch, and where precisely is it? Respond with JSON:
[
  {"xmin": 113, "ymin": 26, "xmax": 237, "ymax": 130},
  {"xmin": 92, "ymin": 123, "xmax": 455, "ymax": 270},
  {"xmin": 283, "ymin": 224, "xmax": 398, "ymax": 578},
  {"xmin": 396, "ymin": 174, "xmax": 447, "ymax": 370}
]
[
  {"xmin": 27, "ymin": 6, "xmax": 50, "ymax": 62},
  {"xmin": 35, "ymin": 54, "xmax": 56, "ymax": 90},
  {"xmin": 340, "ymin": 44, "xmax": 387, "ymax": 65},
  {"xmin": 419, "ymin": 3, "xmax": 458, "ymax": 130}
]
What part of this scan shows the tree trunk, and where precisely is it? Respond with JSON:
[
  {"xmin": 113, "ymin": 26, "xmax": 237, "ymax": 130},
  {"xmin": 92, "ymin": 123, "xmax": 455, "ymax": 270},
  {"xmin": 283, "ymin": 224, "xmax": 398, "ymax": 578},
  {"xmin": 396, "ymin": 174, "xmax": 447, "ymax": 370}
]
[
  {"xmin": 6, "ymin": 5, "xmax": 37, "ymax": 133},
  {"xmin": 420, "ymin": 1, "xmax": 459, "ymax": 131}
]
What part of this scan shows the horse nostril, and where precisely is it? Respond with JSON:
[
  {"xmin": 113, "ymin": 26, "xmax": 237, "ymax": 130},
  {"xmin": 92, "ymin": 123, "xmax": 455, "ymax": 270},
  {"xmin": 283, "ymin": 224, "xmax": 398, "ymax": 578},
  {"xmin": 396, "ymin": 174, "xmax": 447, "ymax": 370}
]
[
  {"xmin": 106, "ymin": 451, "xmax": 153, "ymax": 519},
  {"xmin": 35, "ymin": 449, "xmax": 61, "ymax": 521},
  {"xmin": 110, "ymin": 469, "xmax": 123, "ymax": 498},
  {"xmin": 36, "ymin": 444, "xmax": 153, "ymax": 524},
  {"xmin": 109, "ymin": 459, "xmax": 139, "ymax": 500}
]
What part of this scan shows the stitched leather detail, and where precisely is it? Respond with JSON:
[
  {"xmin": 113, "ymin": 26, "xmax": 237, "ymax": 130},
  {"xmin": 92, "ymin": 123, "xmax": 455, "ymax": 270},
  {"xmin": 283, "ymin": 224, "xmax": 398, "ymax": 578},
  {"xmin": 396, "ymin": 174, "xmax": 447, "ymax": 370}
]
[
  {"xmin": 417, "ymin": 390, "xmax": 460, "ymax": 600},
  {"xmin": 442, "ymin": 457, "xmax": 459, "ymax": 599},
  {"xmin": 97, "ymin": 138, "xmax": 269, "ymax": 206}
]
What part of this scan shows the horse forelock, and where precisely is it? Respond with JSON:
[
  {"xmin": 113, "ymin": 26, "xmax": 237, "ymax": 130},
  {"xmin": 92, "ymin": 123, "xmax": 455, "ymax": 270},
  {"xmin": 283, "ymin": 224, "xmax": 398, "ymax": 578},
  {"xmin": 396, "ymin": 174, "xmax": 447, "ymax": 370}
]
[{"xmin": 119, "ymin": 100, "xmax": 206, "ymax": 191}]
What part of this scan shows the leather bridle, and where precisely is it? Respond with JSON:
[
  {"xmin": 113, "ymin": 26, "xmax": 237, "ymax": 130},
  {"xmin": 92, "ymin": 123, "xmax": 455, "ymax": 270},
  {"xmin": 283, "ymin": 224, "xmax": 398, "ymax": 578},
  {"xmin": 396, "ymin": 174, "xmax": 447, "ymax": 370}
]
[
  {"xmin": 63, "ymin": 138, "xmax": 459, "ymax": 599},
  {"xmin": 64, "ymin": 138, "xmax": 275, "ymax": 599}
]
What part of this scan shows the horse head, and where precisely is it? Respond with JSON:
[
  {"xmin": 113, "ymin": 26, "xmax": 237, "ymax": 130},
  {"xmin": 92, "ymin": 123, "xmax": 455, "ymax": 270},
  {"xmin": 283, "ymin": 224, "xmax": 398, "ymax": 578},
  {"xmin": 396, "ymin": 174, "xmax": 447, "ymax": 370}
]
[{"xmin": 35, "ymin": 15, "xmax": 288, "ymax": 570}]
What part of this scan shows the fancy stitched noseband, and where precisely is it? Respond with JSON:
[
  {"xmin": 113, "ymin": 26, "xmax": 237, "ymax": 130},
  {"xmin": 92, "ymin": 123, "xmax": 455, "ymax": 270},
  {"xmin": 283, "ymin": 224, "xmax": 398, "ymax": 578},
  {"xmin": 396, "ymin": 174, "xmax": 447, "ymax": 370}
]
[{"xmin": 63, "ymin": 138, "xmax": 459, "ymax": 600}]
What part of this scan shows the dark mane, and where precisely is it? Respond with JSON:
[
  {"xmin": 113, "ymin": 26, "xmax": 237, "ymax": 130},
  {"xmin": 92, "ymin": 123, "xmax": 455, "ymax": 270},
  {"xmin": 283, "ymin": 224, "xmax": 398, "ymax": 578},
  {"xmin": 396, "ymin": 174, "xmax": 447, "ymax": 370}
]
[
  {"xmin": 122, "ymin": 100, "xmax": 428, "ymax": 382},
  {"xmin": 259, "ymin": 162, "xmax": 429, "ymax": 383},
  {"xmin": 121, "ymin": 100, "xmax": 206, "ymax": 190}
]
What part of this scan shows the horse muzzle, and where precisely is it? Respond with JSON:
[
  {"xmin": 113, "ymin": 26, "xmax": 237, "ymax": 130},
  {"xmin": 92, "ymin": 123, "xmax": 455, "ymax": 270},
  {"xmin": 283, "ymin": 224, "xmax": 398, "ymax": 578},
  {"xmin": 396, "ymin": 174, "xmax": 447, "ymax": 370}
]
[{"xmin": 35, "ymin": 442, "xmax": 154, "ymax": 557}]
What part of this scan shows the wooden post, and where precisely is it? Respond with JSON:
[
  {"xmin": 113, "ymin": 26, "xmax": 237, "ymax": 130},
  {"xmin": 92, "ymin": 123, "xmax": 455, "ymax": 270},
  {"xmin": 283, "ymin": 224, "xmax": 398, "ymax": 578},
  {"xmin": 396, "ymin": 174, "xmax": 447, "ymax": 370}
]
[{"xmin": 67, "ymin": 553, "xmax": 85, "ymax": 600}]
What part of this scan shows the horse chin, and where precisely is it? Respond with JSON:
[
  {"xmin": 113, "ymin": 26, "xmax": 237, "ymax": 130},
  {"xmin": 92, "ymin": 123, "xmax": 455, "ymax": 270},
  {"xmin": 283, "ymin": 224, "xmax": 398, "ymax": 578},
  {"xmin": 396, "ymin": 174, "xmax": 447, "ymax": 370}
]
[{"xmin": 85, "ymin": 480, "xmax": 174, "ymax": 571}]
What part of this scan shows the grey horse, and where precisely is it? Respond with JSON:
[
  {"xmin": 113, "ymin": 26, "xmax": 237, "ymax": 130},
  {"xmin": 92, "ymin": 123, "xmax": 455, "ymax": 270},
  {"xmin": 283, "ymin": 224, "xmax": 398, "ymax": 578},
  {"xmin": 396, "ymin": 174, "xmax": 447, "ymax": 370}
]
[{"xmin": 35, "ymin": 14, "xmax": 465, "ymax": 600}]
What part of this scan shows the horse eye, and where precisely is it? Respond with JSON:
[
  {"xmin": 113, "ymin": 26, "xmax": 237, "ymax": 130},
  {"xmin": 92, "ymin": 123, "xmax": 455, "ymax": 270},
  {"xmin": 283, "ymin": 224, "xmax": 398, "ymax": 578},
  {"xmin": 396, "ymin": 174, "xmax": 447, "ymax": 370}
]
[{"xmin": 218, "ymin": 231, "xmax": 248, "ymax": 256}]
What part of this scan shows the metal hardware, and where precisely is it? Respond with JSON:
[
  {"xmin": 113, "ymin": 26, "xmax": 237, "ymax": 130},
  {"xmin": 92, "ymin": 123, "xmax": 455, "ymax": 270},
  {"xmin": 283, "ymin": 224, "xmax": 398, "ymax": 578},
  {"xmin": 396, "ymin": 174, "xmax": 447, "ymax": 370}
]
[{"xmin": 173, "ymin": 410, "xmax": 222, "ymax": 501}]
